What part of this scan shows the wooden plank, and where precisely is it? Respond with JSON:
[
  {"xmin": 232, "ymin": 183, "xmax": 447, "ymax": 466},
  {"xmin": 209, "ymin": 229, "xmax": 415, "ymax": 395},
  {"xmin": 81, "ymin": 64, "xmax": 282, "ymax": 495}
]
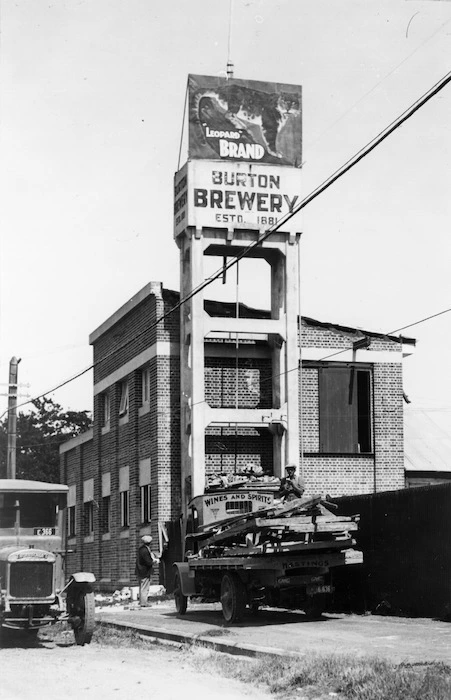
[
  {"xmin": 315, "ymin": 521, "xmax": 358, "ymax": 532},
  {"xmin": 197, "ymin": 506, "xmax": 359, "ymax": 547},
  {"xmin": 216, "ymin": 536, "xmax": 355, "ymax": 558}
]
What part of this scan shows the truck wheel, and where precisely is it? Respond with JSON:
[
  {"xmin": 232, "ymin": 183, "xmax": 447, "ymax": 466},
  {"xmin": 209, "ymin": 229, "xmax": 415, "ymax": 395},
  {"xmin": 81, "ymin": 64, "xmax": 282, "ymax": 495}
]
[
  {"xmin": 69, "ymin": 590, "xmax": 95, "ymax": 646},
  {"xmin": 220, "ymin": 573, "xmax": 246, "ymax": 624},
  {"xmin": 174, "ymin": 572, "xmax": 188, "ymax": 615},
  {"xmin": 304, "ymin": 594, "xmax": 326, "ymax": 620}
]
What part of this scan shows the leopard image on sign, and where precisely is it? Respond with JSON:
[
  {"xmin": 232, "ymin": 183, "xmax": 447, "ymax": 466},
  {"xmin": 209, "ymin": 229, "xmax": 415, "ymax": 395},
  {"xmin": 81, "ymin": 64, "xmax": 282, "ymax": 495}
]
[{"xmin": 188, "ymin": 74, "xmax": 302, "ymax": 168}]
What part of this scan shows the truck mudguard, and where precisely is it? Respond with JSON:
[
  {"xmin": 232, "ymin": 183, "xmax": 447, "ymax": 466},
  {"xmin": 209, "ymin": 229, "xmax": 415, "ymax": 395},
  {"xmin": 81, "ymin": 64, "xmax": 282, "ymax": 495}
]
[
  {"xmin": 70, "ymin": 572, "xmax": 96, "ymax": 584},
  {"xmin": 173, "ymin": 562, "xmax": 197, "ymax": 596}
]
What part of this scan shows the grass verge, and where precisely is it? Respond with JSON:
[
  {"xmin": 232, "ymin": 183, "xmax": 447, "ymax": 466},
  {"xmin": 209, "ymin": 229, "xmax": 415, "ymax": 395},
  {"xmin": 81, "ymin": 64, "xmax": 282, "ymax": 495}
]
[{"xmin": 191, "ymin": 650, "xmax": 451, "ymax": 700}]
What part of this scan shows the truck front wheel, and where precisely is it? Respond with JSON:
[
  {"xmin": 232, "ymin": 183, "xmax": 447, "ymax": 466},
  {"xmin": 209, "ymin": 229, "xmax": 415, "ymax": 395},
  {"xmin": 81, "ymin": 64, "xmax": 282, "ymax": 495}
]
[
  {"xmin": 304, "ymin": 594, "xmax": 327, "ymax": 620},
  {"xmin": 68, "ymin": 589, "xmax": 95, "ymax": 646},
  {"xmin": 220, "ymin": 573, "xmax": 246, "ymax": 624},
  {"xmin": 174, "ymin": 572, "xmax": 188, "ymax": 615}
]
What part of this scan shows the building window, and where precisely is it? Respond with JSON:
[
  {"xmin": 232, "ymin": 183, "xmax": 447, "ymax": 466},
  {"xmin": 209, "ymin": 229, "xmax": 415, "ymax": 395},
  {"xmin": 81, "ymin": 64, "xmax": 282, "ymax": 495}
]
[
  {"xmin": 101, "ymin": 496, "xmax": 111, "ymax": 533},
  {"xmin": 101, "ymin": 392, "xmax": 110, "ymax": 427},
  {"xmin": 120, "ymin": 490, "xmax": 129, "ymax": 527},
  {"xmin": 119, "ymin": 381, "xmax": 129, "ymax": 417},
  {"xmin": 319, "ymin": 366, "xmax": 372, "ymax": 454},
  {"xmin": 68, "ymin": 506, "xmax": 76, "ymax": 537},
  {"xmin": 140, "ymin": 484, "xmax": 151, "ymax": 524},
  {"xmin": 67, "ymin": 484, "xmax": 76, "ymax": 537},
  {"xmin": 83, "ymin": 501, "xmax": 94, "ymax": 536},
  {"xmin": 141, "ymin": 367, "xmax": 150, "ymax": 405}
]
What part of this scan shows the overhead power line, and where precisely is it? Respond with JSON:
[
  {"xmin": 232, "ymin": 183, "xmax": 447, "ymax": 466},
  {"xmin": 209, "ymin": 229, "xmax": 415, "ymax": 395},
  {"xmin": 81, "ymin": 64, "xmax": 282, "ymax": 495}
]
[{"xmin": 4, "ymin": 68, "xmax": 451, "ymax": 417}]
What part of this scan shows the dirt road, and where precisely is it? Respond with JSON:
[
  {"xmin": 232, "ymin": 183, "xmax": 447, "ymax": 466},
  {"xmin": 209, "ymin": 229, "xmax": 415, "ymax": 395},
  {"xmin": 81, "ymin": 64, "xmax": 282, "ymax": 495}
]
[{"xmin": 0, "ymin": 628, "xmax": 269, "ymax": 700}]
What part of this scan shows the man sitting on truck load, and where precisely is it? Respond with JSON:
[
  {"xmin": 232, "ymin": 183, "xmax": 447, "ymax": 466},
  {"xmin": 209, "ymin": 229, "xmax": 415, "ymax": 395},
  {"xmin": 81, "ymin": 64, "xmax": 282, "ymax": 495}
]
[{"xmin": 279, "ymin": 464, "xmax": 305, "ymax": 502}]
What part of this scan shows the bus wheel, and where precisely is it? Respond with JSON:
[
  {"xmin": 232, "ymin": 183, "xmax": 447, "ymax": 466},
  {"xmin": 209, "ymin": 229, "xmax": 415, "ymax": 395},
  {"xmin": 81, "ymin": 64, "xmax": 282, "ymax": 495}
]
[
  {"xmin": 220, "ymin": 573, "xmax": 246, "ymax": 624},
  {"xmin": 174, "ymin": 572, "xmax": 188, "ymax": 615},
  {"xmin": 69, "ymin": 589, "xmax": 95, "ymax": 646}
]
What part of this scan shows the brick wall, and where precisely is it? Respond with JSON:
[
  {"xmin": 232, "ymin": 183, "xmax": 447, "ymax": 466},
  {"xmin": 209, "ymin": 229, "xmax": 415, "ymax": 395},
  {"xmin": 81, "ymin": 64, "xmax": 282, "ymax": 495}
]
[
  {"xmin": 205, "ymin": 357, "xmax": 272, "ymax": 409},
  {"xmin": 61, "ymin": 286, "xmax": 409, "ymax": 591},
  {"xmin": 205, "ymin": 426, "xmax": 273, "ymax": 475}
]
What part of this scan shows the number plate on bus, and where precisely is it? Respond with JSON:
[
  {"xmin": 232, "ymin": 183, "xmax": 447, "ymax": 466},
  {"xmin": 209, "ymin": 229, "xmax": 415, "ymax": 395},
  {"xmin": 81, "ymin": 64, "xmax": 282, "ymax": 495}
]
[{"xmin": 34, "ymin": 528, "xmax": 56, "ymax": 536}]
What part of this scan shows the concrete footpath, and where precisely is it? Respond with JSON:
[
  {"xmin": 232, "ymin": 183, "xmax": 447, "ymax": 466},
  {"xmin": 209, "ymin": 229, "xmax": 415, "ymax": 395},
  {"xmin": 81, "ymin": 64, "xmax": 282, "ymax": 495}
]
[{"xmin": 97, "ymin": 600, "xmax": 451, "ymax": 665}]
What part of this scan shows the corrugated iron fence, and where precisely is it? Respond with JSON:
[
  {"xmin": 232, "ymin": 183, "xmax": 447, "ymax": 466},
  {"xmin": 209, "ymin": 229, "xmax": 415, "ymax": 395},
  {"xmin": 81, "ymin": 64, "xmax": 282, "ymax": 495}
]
[{"xmin": 331, "ymin": 483, "xmax": 451, "ymax": 619}]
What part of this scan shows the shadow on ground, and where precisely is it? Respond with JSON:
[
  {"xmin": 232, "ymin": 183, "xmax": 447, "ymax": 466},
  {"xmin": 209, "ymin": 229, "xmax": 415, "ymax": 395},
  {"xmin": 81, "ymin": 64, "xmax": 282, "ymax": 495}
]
[{"xmin": 161, "ymin": 606, "xmax": 333, "ymax": 629}]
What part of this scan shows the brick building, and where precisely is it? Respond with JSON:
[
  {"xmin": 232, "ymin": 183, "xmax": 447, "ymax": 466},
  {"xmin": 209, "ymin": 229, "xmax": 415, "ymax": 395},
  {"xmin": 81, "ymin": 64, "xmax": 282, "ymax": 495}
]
[{"xmin": 60, "ymin": 281, "xmax": 415, "ymax": 591}]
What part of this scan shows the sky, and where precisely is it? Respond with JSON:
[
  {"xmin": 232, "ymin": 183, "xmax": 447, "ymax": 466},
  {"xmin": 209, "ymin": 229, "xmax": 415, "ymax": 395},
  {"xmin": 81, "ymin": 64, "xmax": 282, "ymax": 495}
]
[{"xmin": 0, "ymin": 0, "xmax": 450, "ymax": 417}]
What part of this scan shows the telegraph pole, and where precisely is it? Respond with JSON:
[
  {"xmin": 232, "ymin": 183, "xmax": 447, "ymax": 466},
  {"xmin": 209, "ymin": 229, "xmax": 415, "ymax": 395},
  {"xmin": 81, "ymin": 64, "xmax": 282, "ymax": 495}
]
[{"xmin": 6, "ymin": 357, "xmax": 20, "ymax": 479}]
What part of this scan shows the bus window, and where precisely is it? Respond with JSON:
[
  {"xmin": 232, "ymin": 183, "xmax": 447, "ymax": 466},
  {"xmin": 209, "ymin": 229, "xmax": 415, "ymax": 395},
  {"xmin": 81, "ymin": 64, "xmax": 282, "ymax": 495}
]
[
  {"xmin": 20, "ymin": 494, "xmax": 59, "ymax": 528},
  {"xmin": 0, "ymin": 493, "xmax": 59, "ymax": 529},
  {"xmin": 0, "ymin": 494, "xmax": 17, "ymax": 528}
]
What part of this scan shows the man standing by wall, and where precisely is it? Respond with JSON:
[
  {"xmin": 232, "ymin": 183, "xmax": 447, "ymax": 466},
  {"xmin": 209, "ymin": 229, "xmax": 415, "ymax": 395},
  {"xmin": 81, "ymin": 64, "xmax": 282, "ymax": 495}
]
[{"xmin": 135, "ymin": 535, "xmax": 159, "ymax": 607}]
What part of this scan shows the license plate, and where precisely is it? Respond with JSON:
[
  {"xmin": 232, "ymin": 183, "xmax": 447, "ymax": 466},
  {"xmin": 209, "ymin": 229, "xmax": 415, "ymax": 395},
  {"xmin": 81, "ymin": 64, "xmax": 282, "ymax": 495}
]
[
  {"xmin": 34, "ymin": 528, "xmax": 56, "ymax": 536},
  {"xmin": 306, "ymin": 584, "xmax": 334, "ymax": 595}
]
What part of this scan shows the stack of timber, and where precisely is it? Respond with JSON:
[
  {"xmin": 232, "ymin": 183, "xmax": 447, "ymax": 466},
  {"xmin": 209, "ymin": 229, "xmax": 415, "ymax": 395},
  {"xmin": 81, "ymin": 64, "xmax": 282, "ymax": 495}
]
[{"xmin": 190, "ymin": 495, "xmax": 360, "ymax": 560}]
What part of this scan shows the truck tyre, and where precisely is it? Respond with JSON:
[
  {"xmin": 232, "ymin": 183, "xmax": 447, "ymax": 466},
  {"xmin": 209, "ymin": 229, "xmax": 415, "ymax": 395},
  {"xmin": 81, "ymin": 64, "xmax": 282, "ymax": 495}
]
[
  {"xmin": 304, "ymin": 594, "xmax": 326, "ymax": 620},
  {"xmin": 174, "ymin": 572, "xmax": 188, "ymax": 615},
  {"xmin": 69, "ymin": 589, "xmax": 95, "ymax": 646},
  {"xmin": 220, "ymin": 573, "xmax": 246, "ymax": 624}
]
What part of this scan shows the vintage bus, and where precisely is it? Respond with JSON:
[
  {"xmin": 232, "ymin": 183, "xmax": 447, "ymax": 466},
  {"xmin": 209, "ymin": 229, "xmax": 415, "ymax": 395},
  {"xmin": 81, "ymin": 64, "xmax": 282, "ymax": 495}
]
[{"xmin": 0, "ymin": 478, "xmax": 95, "ymax": 645}]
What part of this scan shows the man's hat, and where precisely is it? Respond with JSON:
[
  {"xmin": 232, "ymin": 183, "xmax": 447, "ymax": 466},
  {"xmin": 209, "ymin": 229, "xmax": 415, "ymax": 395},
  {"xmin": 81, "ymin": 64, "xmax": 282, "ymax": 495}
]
[
  {"xmin": 285, "ymin": 463, "xmax": 297, "ymax": 471},
  {"xmin": 141, "ymin": 535, "xmax": 152, "ymax": 544}
]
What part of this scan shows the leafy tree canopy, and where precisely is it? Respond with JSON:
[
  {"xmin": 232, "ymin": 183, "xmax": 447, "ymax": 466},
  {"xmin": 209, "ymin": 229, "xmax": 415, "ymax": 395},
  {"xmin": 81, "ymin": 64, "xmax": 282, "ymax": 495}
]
[{"xmin": 0, "ymin": 397, "xmax": 92, "ymax": 483}]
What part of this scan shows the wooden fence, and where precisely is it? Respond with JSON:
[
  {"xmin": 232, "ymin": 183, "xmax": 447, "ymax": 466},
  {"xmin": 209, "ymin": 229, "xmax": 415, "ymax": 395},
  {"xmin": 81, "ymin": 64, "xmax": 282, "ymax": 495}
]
[{"xmin": 330, "ymin": 483, "xmax": 451, "ymax": 619}]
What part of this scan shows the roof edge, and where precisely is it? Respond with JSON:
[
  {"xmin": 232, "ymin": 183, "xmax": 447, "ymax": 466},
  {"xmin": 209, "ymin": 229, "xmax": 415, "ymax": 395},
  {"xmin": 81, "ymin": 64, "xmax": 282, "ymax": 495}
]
[
  {"xmin": 89, "ymin": 282, "xmax": 163, "ymax": 344},
  {"xmin": 59, "ymin": 428, "xmax": 94, "ymax": 454}
]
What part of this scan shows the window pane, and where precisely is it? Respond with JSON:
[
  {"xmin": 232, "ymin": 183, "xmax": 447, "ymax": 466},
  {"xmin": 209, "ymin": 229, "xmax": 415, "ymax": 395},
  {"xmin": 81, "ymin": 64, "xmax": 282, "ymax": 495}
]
[
  {"xmin": 319, "ymin": 367, "xmax": 372, "ymax": 454},
  {"xmin": 141, "ymin": 368, "xmax": 150, "ymax": 404},
  {"xmin": 120, "ymin": 491, "xmax": 129, "ymax": 527},
  {"xmin": 357, "ymin": 370, "xmax": 372, "ymax": 453},
  {"xmin": 140, "ymin": 485, "xmax": 151, "ymax": 523},
  {"xmin": 84, "ymin": 502, "xmax": 94, "ymax": 535},
  {"xmin": 68, "ymin": 506, "xmax": 76, "ymax": 537},
  {"xmin": 102, "ymin": 496, "xmax": 110, "ymax": 533},
  {"xmin": 119, "ymin": 382, "xmax": 129, "ymax": 416},
  {"xmin": 319, "ymin": 367, "xmax": 357, "ymax": 452},
  {"xmin": 102, "ymin": 393, "xmax": 110, "ymax": 426}
]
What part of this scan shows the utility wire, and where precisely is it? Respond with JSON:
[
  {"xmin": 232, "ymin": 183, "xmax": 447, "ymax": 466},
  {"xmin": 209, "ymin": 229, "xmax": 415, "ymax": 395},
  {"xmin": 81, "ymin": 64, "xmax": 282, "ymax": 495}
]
[
  {"xmin": 187, "ymin": 304, "xmax": 451, "ymax": 407},
  {"xmin": 4, "ymin": 304, "xmax": 450, "ymax": 423},
  {"xmin": 4, "ymin": 68, "xmax": 451, "ymax": 417}
]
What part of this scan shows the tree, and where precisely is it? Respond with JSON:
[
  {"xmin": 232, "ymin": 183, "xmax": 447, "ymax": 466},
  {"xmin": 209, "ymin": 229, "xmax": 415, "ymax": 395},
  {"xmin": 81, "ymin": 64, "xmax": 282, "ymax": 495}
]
[{"xmin": 0, "ymin": 397, "xmax": 92, "ymax": 483}]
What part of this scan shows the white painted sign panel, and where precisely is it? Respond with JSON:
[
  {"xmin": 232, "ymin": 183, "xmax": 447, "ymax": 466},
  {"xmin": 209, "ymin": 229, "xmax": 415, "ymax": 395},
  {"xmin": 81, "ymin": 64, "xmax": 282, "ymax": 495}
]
[{"xmin": 174, "ymin": 160, "xmax": 302, "ymax": 238}]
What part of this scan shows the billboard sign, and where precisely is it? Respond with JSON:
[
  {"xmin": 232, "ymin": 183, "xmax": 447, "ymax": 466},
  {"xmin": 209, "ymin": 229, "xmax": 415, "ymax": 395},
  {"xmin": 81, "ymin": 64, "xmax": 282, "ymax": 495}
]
[
  {"xmin": 174, "ymin": 160, "xmax": 302, "ymax": 238},
  {"xmin": 188, "ymin": 74, "xmax": 302, "ymax": 168}
]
